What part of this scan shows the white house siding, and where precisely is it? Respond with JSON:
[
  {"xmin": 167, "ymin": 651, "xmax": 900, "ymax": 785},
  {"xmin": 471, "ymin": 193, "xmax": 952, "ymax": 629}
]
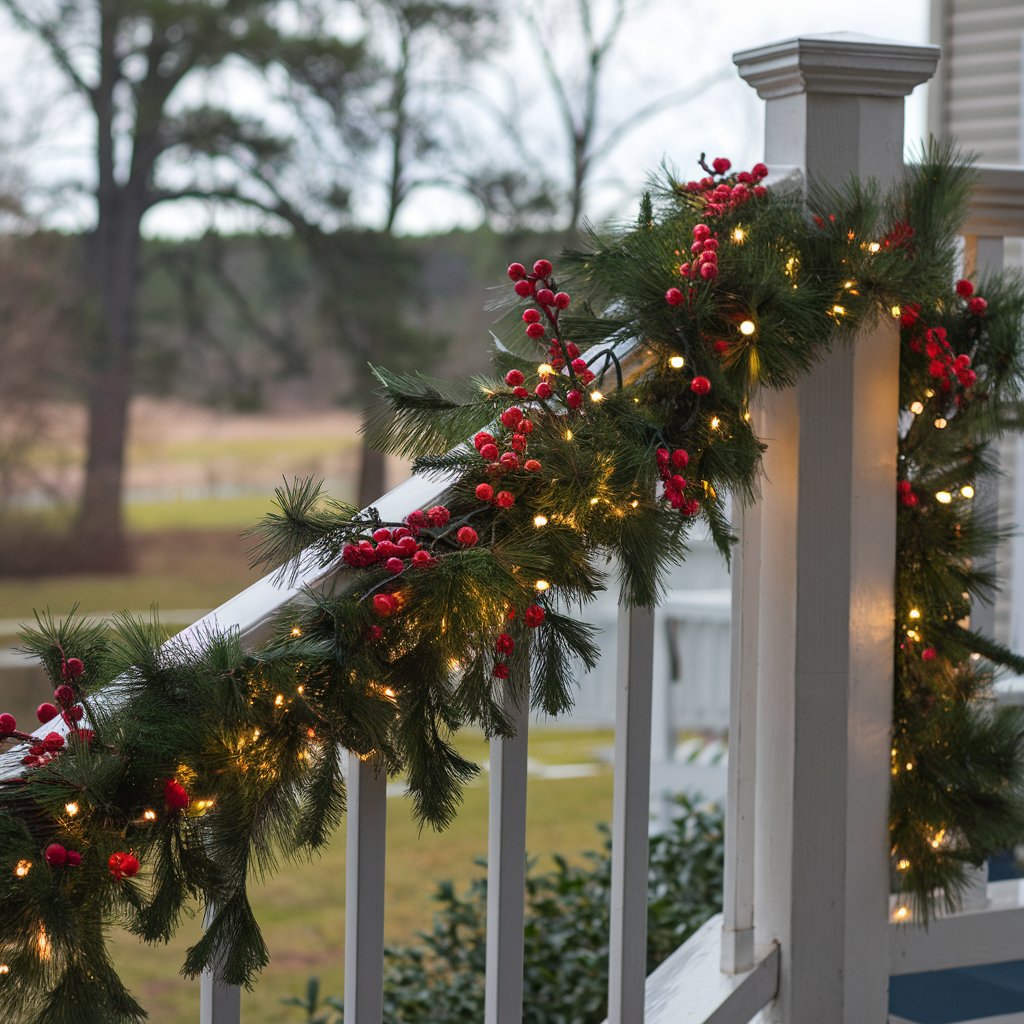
[{"xmin": 930, "ymin": 0, "xmax": 1024, "ymax": 649}]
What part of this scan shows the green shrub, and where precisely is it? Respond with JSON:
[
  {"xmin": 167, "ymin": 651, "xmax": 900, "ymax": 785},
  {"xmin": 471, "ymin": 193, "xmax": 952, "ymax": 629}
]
[{"xmin": 286, "ymin": 795, "xmax": 723, "ymax": 1024}]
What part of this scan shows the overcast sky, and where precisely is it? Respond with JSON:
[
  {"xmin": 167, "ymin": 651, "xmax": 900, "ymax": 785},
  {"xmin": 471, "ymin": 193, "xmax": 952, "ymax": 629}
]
[{"xmin": 0, "ymin": 0, "xmax": 932, "ymax": 237}]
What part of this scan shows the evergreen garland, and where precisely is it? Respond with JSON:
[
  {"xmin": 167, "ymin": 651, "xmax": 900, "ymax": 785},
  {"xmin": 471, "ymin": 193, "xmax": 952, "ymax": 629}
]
[{"xmin": 0, "ymin": 145, "xmax": 1022, "ymax": 1019}]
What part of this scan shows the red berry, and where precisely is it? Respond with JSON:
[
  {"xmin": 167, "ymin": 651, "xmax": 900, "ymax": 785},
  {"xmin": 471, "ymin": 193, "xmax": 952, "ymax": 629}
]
[
  {"xmin": 480, "ymin": 443, "xmax": 499, "ymax": 461},
  {"xmin": 712, "ymin": 156, "xmax": 731, "ymax": 174},
  {"xmin": 968, "ymin": 296, "xmax": 988, "ymax": 315},
  {"xmin": 524, "ymin": 459, "xmax": 542, "ymax": 472},
  {"xmin": 398, "ymin": 536, "xmax": 419, "ymax": 556},
  {"xmin": 505, "ymin": 369, "xmax": 525, "ymax": 386},
  {"xmin": 500, "ymin": 407, "xmax": 524, "ymax": 428},
  {"xmin": 475, "ymin": 483, "xmax": 494, "ymax": 501},
  {"xmin": 665, "ymin": 287, "xmax": 684, "ymax": 306},
  {"xmin": 474, "ymin": 431, "xmax": 494, "ymax": 450},
  {"xmin": 519, "ymin": 419, "xmax": 533, "ymax": 434},
  {"xmin": 533, "ymin": 259, "xmax": 553, "ymax": 277},
  {"xmin": 386, "ymin": 557, "xmax": 404, "ymax": 574},
  {"xmin": 365, "ymin": 624, "xmax": 383, "ymax": 641},
  {"xmin": 496, "ymin": 491, "xmax": 515, "ymax": 508},
  {"xmin": 0, "ymin": 713, "xmax": 15, "ymax": 733},
  {"xmin": 108, "ymin": 851, "xmax": 140, "ymax": 880},
  {"xmin": 699, "ymin": 263, "xmax": 717, "ymax": 281},
  {"xmin": 565, "ymin": 342, "xmax": 580, "ymax": 358},
  {"xmin": 372, "ymin": 527, "xmax": 391, "ymax": 542},
  {"xmin": 457, "ymin": 526, "xmax": 478, "ymax": 546},
  {"xmin": 164, "ymin": 779, "xmax": 190, "ymax": 811},
  {"xmin": 922, "ymin": 647, "xmax": 937, "ymax": 661},
  {"xmin": 43, "ymin": 732, "xmax": 64, "ymax": 751},
  {"xmin": 536, "ymin": 288, "xmax": 555, "ymax": 306},
  {"xmin": 428, "ymin": 505, "xmax": 450, "ymax": 526},
  {"xmin": 571, "ymin": 358, "xmax": 587, "ymax": 372},
  {"xmin": 566, "ymin": 390, "xmax": 583, "ymax": 409},
  {"xmin": 554, "ymin": 292, "xmax": 571, "ymax": 309},
  {"xmin": 511, "ymin": 433, "xmax": 527, "ymax": 451},
  {"xmin": 955, "ymin": 279, "xmax": 974, "ymax": 298},
  {"xmin": 522, "ymin": 308, "xmax": 541, "ymax": 324},
  {"xmin": 36, "ymin": 703, "xmax": 58, "ymax": 725},
  {"xmin": 514, "ymin": 280, "xmax": 533, "ymax": 297},
  {"xmin": 412, "ymin": 550, "xmax": 433, "ymax": 568},
  {"xmin": 493, "ymin": 663, "xmax": 510, "ymax": 679},
  {"xmin": 507, "ymin": 262, "xmax": 527, "ymax": 280},
  {"xmin": 65, "ymin": 850, "xmax": 81, "ymax": 867},
  {"xmin": 524, "ymin": 605, "xmax": 545, "ymax": 627},
  {"xmin": 500, "ymin": 452, "xmax": 520, "ymax": 470},
  {"xmin": 373, "ymin": 594, "xmax": 398, "ymax": 617},
  {"xmin": 535, "ymin": 382, "xmax": 553, "ymax": 399},
  {"xmin": 45, "ymin": 843, "xmax": 67, "ymax": 866},
  {"xmin": 525, "ymin": 322, "xmax": 545, "ymax": 339},
  {"xmin": 752, "ymin": 162, "xmax": 768, "ymax": 179},
  {"xmin": 54, "ymin": 685, "xmax": 75, "ymax": 706},
  {"xmin": 62, "ymin": 657, "xmax": 85, "ymax": 679},
  {"xmin": 655, "ymin": 448, "xmax": 669, "ymax": 466},
  {"xmin": 713, "ymin": 340, "xmax": 729, "ymax": 354},
  {"xmin": 496, "ymin": 633, "xmax": 515, "ymax": 655},
  {"xmin": 693, "ymin": 223, "xmax": 711, "ymax": 241},
  {"xmin": 671, "ymin": 449, "xmax": 690, "ymax": 468},
  {"xmin": 690, "ymin": 376, "xmax": 711, "ymax": 395}
]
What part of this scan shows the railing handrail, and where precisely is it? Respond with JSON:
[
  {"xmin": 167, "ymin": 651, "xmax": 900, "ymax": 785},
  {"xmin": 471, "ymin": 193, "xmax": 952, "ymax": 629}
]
[{"xmin": 962, "ymin": 164, "xmax": 1024, "ymax": 239}]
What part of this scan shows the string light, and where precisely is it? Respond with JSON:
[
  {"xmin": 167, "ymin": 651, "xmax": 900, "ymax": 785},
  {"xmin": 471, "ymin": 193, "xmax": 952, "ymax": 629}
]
[
  {"xmin": 909, "ymin": 609, "xmax": 921, "ymax": 620},
  {"xmin": 668, "ymin": 355, "xmax": 685, "ymax": 369},
  {"xmin": 534, "ymin": 579, "xmax": 551, "ymax": 592},
  {"xmin": 930, "ymin": 828, "xmax": 947, "ymax": 849},
  {"xmin": 710, "ymin": 416, "xmax": 721, "ymax": 430},
  {"xmin": 935, "ymin": 491, "xmax": 952, "ymax": 504},
  {"xmin": 589, "ymin": 497, "xmax": 599, "ymax": 505},
  {"xmin": 274, "ymin": 694, "xmax": 285, "ymax": 707},
  {"xmin": 296, "ymin": 685, "xmax": 305, "ymax": 695},
  {"xmin": 0, "ymin": 964, "xmax": 9, "ymax": 975},
  {"xmin": 37, "ymin": 929, "xmax": 49, "ymax": 960},
  {"xmin": 831, "ymin": 304, "xmax": 847, "ymax": 317},
  {"xmin": 448, "ymin": 658, "xmax": 462, "ymax": 671},
  {"xmin": 564, "ymin": 429, "xmax": 573, "ymax": 441},
  {"xmin": 961, "ymin": 485, "xmax": 975, "ymax": 498},
  {"xmin": 64, "ymin": 802, "xmax": 79, "ymax": 817},
  {"xmin": 14, "ymin": 860, "xmax": 31, "ymax": 878},
  {"xmin": 867, "ymin": 241, "xmax": 881, "ymax": 253},
  {"xmin": 533, "ymin": 515, "xmax": 548, "ymax": 527},
  {"xmin": 538, "ymin": 363, "xmax": 553, "ymax": 376},
  {"xmin": 739, "ymin": 319, "xmax": 756, "ymax": 336},
  {"xmin": 909, "ymin": 401, "xmax": 924, "ymax": 415},
  {"xmin": 925, "ymin": 388, "xmax": 935, "ymax": 398},
  {"xmin": 891, "ymin": 305, "xmax": 902, "ymax": 318},
  {"xmin": 731, "ymin": 226, "xmax": 746, "ymax": 243},
  {"xmin": 843, "ymin": 280, "xmax": 856, "ymax": 290},
  {"xmin": 629, "ymin": 500, "xmax": 639, "ymax": 508},
  {"xmin": 897, "ymin": 859, "xmax": 911, "ymax": 871},
  {"xmin": 934, "ymin": 418, "xmax": 947, "ymax": 429},
  {"xmin": 590, "ymin": 390, "xmax": 604, "ymax": 402},
  {"xmin": 291, "ymin": 626, "xmax": 302, "ymax": 637},
  {"xmin": 892, "ymin": 905, "xmax": 911, "ymax": 922},
  {"xmin": 143, "ymin": 809, "xmax": 157, "ymax": 822}
]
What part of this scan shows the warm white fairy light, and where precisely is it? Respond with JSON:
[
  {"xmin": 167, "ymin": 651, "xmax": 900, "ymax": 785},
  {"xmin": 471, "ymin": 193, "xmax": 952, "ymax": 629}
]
[
  {"xmin": 934, "ymin": 417, "xmax": 947, "ymax": 429},
  {"xmin": 538, "ymin": 363, "xmax": 553, "ymax": 376},
  {"xmin": 897, "ymin": 859, "xmax": 911, "ymax": 871},
  {"xmin": 14, "ymin": 860, "xmax": 31, "ymax": 878},
  {"xmin": 892, "ymin": 905, "xmax": 911, "ymax": 922},
  {"xmin": 590, "ymin": 390, "xmax": 604, "ymax": 402},
  {"xmin": 710, "ymin": 416, "xmax": 721, "ymax": 430},
  {"xmin": 935, "ymin": 491, "xmax": 953, "ymax": 504},
  {"xmin": 0, "ymin": 964, "xmax": 9, "ymax": 975},
  {"xmin": 739, "ymin": 319, "xmax": 756, "ymax": 336},
  {"xmin": 589, "ymin": 497, "xmax": 599, "ymax": 505},
  {"xmin": 831, "ymin": 304, "xmax": 847, "ymax": 317},
  {"xmin": 37, "ymin": 929, "xmax": 49, "ymax": 960},
  {"xmin": 868, "ymin": 241, "xmax": 881, "ymax": 254},
  {"xmin": 290, "ymin": 626, "xmax": 302, "ymax": 637},
  {"xmin": 143, "ymin": 809, "xmax": 157, "ymax": 822},
  {"xmin": 535, "ymin": 579, "xmax": 551, "ymax": 592},
  {"xmin": 961, "ymin": 485, "xmax": 975, "ymax": 498},
  {"xmin": 909, "ymin": 609, "xmax": 920, "ymax": 620},
  {"xmin": 909, "ymin": 401, "xmax": 924, "ymax": 415},
  {"xmin": 630, "ymin": 499, "xmax": 639, "ymax": 508},
  {"xmin": 891, "ymin": 305, "xmax": 902, "ymax": 318},
  {"xmin": 668, "ymin": 355, "xmax": 685, "ymax": 369},
  {"xmin": 564, "ymin": 429, "xmax": 573, "ymax": 441},
  {"xmin": 274, "ymin": 694, "xmax": 285, "ymax": 707},
  {"xmin": 64, "ymin": 802, "xmax": 79, "ymax": 817},
  {"xmin": 843, "ymin": 280, "xmax": 856, "ymax": 290},
  {"xmin": 731, "ymin": 226, "xmax": 746, "ymax": 243},
  {"xmin": 533, "ymin": 515, "xmax": 548, "ymax": 527}
]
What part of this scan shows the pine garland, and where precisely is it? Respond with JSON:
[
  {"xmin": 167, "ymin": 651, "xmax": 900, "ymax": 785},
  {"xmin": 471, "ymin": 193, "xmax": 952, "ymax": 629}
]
[{"xmin": 1, "ymin": 145, "xmax": 1023, "ymax": 1019}]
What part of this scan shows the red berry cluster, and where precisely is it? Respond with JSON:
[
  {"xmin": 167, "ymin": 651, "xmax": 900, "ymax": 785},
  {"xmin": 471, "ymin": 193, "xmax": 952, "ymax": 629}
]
[
  {"xmin": 897, "ymin": 479, "xmax": 918, "ymax": 508},
  {"xmin": 491, "ymin": 605, "xmax": 546, "ymax": 679},
  {"xmin": 108, "ymin": 850, "xmax": 141, "ymax": 880},
  {"xmin": 342, "ymin": 514, "xmax": 445, "ymax": 573},
  {"xmin": 656, "ymin": 447, "xmax": 699, "ymax": 517},
  {"xmin": 955, "ymin": 277, "xmax": 988, "ymax": 317},
  {"xmin": 45, "ymin": 843, "xmax": 81, "ymax": 868},
  {"xmin": 901, "ymin": 281, "xmax": 985, "ymax": 396},
  {"xmin": 682, "ymin": 157, "xmax": 768, "ymax": 216},
  {"xmin": 881, "ymin": 219, "xmax": 915, "ymax": 253},
  {"xmin": 473, "ymin": 409, "xmax": 542, "ymax": 500},
  {"xmin": 164, "ymin": 778, "xmax": 190, "ymax": 811}
]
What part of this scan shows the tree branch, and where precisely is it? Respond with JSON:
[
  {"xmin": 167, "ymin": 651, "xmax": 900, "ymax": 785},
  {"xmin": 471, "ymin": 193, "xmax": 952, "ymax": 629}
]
[{"xmin": 0, "ymin": 0, "xmax": 94, "ymax": 100}]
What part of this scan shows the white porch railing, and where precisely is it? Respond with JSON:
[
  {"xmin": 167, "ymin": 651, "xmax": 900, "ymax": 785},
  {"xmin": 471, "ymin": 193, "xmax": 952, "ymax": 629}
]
[{"xmin": 12, "ymin": 32, "xmax": 1024, "ymax": 1024}]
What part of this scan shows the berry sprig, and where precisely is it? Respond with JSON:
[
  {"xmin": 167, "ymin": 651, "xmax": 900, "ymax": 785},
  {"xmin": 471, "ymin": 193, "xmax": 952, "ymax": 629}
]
[
  {"xmin": 680, "ymin": 155, "xmax": 769, "ymax": 216},
  {"xmin": 655, "ymin": 446, "xmax": 699, "ymax": 517}
]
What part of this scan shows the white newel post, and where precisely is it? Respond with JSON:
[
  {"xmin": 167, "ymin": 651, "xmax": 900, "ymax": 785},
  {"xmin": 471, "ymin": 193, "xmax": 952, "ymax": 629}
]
[{"xmin": 733, "ymin": 34, "xmax": 939, "ymax": 1024}]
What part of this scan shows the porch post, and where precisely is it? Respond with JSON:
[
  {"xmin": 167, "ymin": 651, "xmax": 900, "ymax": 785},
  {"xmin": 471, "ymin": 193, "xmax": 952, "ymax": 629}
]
[{"xmin": 733, "ymin": 34, "xmax": 939, "ymax": 1024}]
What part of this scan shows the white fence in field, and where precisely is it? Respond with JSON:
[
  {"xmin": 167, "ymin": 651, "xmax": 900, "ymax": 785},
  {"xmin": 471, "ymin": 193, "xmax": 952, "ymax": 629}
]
[{"xmin": 12, "ymin": 31, "xmax": 1024, "ymax": 1024}]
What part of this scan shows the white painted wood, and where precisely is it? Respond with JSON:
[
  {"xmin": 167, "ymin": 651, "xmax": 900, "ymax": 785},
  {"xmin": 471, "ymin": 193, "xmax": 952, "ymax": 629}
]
[
  {"xmin": 601, "ymin": 914, "xmax": 778, "ymax": 1024},
  {"xmin": 199, "ymin": 905, "xmax": 242, "ymax": 1024},
  {"xmin": 607, "ymin": 603, "xmax": 656, "ymax": 1024},
  {"xmin": 890, "ymin": 879, "xmax": 1024, "ymax": 975},
  {"xmin": 344, "ymin": 752, "xmax": 387, "ymax": 1024},
  {"xmin": 962, "ymin": 167, "xmax": 1024, "ymax": 238},
  {"xmin": 721, "ymin": 495, "xmax": 759, "ymax": 975},
  {"xmin": 734, "ymin": 33, "xmax": 939, "ymax": 1024},
  {"xmin": 484, "ymin": 637, "xmax": 531, "ymax": 1024}
]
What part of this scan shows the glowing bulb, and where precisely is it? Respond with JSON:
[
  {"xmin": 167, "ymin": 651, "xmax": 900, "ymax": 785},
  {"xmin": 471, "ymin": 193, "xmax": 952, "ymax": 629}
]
[
  {"xmin": 538, "ymin": 363, "xmax": 553, "ymax": 376},
  {"xmin": 668, "ymin": 355, "xmax": 685, "ymax": 369},
  {"xmin": 909, "ymin": 609, "xmax": 920, "ymax": 620},
  {"xmin": 630, "ymin": 500, "xmax": 639, "ymax": 508},
  {"xmin": 564, "ymin": 429, "xmax": 573, "ymax": 441},
  {"xmin": 892, "ymin": 905, "xmax": 911, "ymax": 922},
  {"xmin": 891, "ymin": 305, "xmax": 902, "ymax": 318},
  {"xmin": 296, "ymin": 685, "xmax": 305, "ymax": 695},
  {"xmin": 930, "ymin": 828, "xmax": 946, "ymax": 849},
  {"xmin": 731, "ymin": 226, "xmax": 746, "ymax": 243},
  {"xmin": 448, "ymin": 658, "xmax": 462, "ymax": 671},
  {"xmin": 14, "ymin": 860, "xmax": 31, "ymax": 878},
  {"xmin": 909, "ymin": 401, "xmax": 924, "ymax": 415},
  {"xmin": 868, "ymin": 241, "xmax": 881, "ymax": 253},
  {"xmin": 934, "ymin": 418, "xmax": 947, "ymax": 429},
  {"xmin": 897, "ymin": 859, "xmax": 911, "ymax": 871},
  {"xmin": 905, "ymin": 762, "xmax": 914, "ymax": 771},
  {"xmin": 143, "ymin": 809, "xmax": 157, "ymax": 821},
  {"xmin": 535, "ymin": 579, "xmax": 551, "ymax": 592},
  {"xmin": 0, "ymin": 964, "xmax": 9, "ymax": 975},
  {"xmin": 533, "ymin": 515, "xmax": 548, "ymax": 527},
  {"xmin": 832, "ymin": 304, "xmax": 847, "ymax": 316},
  {"xmin": 274, "ymin": 694, "xmax": 285, "ymax": 707},
  {"xmin": 925, "ymin": 388, "xmax": 935, "ymax": 398},
  {"xmin": 64, "ymin": 802, "xmax": 79, "ymax": 817},
  {"xmin": 37, "ymin": 929, "xmax": 49, "ymax": 960},
  {"xmin": 710, "ymin": 416, "xmax": 721, "ymax": 430},
  {"xmin": 843, "ymin": 280, "xmax": 855, "ymax": 289},
  {"xmin": 589, "ymin": 497, "xmax": 599, "ymax": 505},
  {"xmin": 961, "ymin": 485, "xmax": 974, "ymax": 498},
  {"xmin": 590, "ymin": 390, "xmax": 604, "ymax": 402},
  {"xmin": 935, "ymin": 491, "xmax": 952, "ymax": 504},
  {"xmin": 739, "ymin": 319, "xmax": 756, "ymax": 336},
  {"xmin": 290, "ymin": 626, "xmax": 302, "ymax": 637}
]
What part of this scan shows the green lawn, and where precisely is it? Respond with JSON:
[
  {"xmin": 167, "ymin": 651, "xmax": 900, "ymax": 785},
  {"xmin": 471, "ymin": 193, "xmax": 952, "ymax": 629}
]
[{"xmin": 110, "ymin": 746, "xmax": 614, "ymax": 1024}]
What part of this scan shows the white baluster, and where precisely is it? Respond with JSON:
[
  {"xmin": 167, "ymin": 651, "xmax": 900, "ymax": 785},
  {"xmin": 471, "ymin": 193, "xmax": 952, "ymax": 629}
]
[
  {"xmin": 199, "ymin": 905, "xmax": 241, "ymax": 1024},
  {"xmin": 344, "ymin": 751, "xmax": 387, "ymax": 1024},
  {"xmin": 607, "ymin": 603, "xmax": 656, "ymax": 1023}
]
